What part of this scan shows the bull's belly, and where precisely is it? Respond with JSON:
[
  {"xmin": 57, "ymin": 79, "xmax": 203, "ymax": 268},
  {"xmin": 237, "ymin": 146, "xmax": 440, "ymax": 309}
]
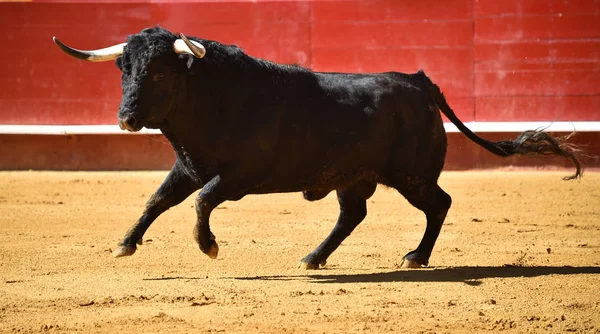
[{"xmin": 248, "ymin": 167, "xmax": 378, "ymax": 195}]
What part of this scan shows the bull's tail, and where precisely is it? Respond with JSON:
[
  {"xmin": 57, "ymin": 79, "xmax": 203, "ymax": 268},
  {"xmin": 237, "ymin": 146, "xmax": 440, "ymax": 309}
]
[{"xmin": 420, "ymin": 71, "xmax": 582, "ymax": 180}]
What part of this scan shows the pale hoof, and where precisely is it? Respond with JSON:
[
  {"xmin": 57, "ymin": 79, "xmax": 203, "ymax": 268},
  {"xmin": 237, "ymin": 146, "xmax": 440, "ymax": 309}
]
[
  {"xmin": 205, "ymin": 242, "xmax": 219, "ymax": 259},
  {"xmin": 298, "ymin": 260, "xmax": 326, "ymax": 270},
  {"xmin": 400, "ymin": 258, "xmax": 424, "ymax": 268},
  {"xmin": 112, "ymin": 245, "xmax": 136, "ymax": 258}
]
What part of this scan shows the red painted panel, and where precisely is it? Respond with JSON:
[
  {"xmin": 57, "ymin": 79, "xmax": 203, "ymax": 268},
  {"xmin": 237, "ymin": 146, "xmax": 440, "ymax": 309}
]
[
  {"xmin": 0, "ymin": 3, "xmax": 151, "ymax": 33},
  {"xmin": 475, "ymin": 70, "xmax": 600, "ymax": 96},
  {"xmin": 1, "ymin": 0, "xmax": 599, "ymax": 129},
  {"xmin": 425, "ymin": 71, "xmax": 474, "ymax": 98},
  {"xmin": 0, "ymin": 99, "xmax": 121, "ymax": 125},
  {"xmin": 475, "ymin": 14, "xmax": 600, "ymax": 41},
  {"xmin": 30, "ymin": 0, "xmax": 311, "ymax": 2},
  {"xmin": 0, "ymin": 49, "xmax": 120, "ymax": 78},
  {"xmin": 475, "ymin": 41, "xmax": 600, "ymax": 65},
  {"xmin": 153, "ymin": 1, "xmax": 310, "ymax": 24},
  {"xmin": 152, "ymin": 2, "xmax": 311, "ymax": 65},
  {"xmin": 32, "ymin": 0, "xmax": 149, "ymax": 2},
  {"xmin": 474, "ymin": 0, "xmax": 600, "ymax": 16},
  {"xmin": 473, "ymin": 1, "xmax": 600, "ymax": 122},
  {"xmin": 475, "ymin": 96, "xmax": 600, "ymax": 121},
  {"xmin": 476, "ymin": 61, "xmax": 599, "ymax": 72},
  {"xmin": 311, "ymin": 47, "xmax": 473, "ymax": 73},
  {"xmin": 0, "ymin": 3, "xmax": 150, "ymax": 125},
  {"xmin": 312, "ymin": 0, "xmax": 472, "ymax": 22},
  {"xmin": 312, "ymin": 21, "xmax": 473, "ymax": 48},
  {"xmin": 1, "ymin": 7, "xmax": 149, "ymax": 56},
  {"xmin": 0, "ymin": 66, "xmax": 121, "ymax": 100}
]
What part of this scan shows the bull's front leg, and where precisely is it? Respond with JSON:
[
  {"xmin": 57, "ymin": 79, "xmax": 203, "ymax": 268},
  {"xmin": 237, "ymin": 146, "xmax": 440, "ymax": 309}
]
[
  {"xmin": 112, "ymin": 160, "xmax": 200, "ymax": 257},
  {"xmin": 193, "ymin": 174, "xmax": 249, "ymax": 259}
]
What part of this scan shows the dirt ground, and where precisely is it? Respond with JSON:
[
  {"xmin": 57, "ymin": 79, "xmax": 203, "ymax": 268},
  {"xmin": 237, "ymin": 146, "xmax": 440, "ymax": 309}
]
[{"xmin": 0, "ymin": 170, "xmax": 599, "ymax": 333}]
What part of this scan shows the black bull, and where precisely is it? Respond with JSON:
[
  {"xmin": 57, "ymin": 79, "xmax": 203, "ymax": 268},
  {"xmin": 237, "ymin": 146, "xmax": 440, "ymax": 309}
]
[{"xmin": 54, "ymin": 27, "xmax": 581, "ymax": 268}]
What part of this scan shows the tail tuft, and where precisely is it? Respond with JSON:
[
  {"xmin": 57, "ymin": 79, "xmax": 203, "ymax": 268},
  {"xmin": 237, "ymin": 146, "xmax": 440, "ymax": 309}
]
[{"xmin": 496, "ymin": 130, "xmax": 582, "ymax": 180}]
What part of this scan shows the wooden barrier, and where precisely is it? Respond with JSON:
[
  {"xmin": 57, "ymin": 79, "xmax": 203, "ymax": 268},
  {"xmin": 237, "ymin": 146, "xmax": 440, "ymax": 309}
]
[{"xmin": 0, "ymin": 0, "xmax": 598, "ymax": 169}]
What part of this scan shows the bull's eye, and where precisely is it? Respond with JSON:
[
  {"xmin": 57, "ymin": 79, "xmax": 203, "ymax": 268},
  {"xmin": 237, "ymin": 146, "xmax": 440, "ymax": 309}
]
[{"xmin": 153, "ymin": 73, "xmax": 165, "ymax": 82}]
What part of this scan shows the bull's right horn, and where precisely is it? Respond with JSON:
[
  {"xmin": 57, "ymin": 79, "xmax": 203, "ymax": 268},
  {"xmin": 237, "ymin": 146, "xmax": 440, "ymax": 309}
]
[
  {"xmin": 173, "ymin": 34, "xmax": 206, "ymax": 58},
  {"xmin": 53, "ymin": 37, "xmax": 126, "ymax": 62}
]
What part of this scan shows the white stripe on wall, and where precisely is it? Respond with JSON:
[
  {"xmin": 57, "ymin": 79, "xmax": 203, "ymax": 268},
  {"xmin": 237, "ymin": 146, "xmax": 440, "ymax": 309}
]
[{"xmin": 0, "ymin": 122, "xmax": 599, "ymax": 135}]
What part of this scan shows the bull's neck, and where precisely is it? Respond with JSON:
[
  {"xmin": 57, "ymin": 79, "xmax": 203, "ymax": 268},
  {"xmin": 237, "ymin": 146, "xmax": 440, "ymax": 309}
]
[{"xmin": 160, "ymin": 46, "xmax": 318, "ymax": 148}]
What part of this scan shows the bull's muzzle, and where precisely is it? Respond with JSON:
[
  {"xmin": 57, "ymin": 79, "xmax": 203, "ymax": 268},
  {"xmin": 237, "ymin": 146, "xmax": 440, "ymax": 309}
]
[{"xmin": 118, "ymin": 115, "xmax": 141, "ymax": 132}]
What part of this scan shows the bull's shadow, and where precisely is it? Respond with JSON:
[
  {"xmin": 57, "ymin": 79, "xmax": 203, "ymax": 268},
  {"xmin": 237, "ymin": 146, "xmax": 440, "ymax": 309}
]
[{"xmin": 234, "ymin": 266, "xmax": 600, "ymax": 285}]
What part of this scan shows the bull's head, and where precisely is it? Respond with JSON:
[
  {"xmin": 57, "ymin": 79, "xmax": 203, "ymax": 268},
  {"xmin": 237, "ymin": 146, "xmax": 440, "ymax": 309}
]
[{"xmin": 53, "ymin": 28, "xmax": 206, "ymax": 132}]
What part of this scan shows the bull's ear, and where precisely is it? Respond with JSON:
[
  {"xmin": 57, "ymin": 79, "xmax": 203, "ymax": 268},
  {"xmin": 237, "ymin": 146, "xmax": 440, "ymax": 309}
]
[
  {"xmin": 176, "ymin": 53, "xmax": 197, "ymax": 71},
  {"xmin": 115, "ymin": 57, "xmax": 124, "ymax": 71},
  {"xmin": 178, "ymin": 54, "xmax": 195, "ymax": 69}
]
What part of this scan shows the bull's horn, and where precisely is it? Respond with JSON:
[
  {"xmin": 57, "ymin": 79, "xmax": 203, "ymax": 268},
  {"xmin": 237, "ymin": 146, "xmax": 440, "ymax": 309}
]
[
  {"xmin": 53, "ymin": 37, "xmax": 126, "ymax": 62},
  {"xmin": 174, "ymin": 34, "xmax": 206, "ymax": 58}
]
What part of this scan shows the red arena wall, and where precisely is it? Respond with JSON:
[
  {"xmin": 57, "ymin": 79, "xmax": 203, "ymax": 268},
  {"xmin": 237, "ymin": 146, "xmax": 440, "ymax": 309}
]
[{"xmin": 0, "ymin": 0, "xmax": 598, "ymax": 170}]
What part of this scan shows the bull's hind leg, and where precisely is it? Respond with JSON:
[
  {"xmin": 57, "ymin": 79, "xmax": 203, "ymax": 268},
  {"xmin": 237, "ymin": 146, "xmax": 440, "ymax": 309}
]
[
  {"xmin": 396, "ymin": 180, "xmax": 451, "ymax": 268},
  {"xmin": 299, "ymin": 180, "xmax": 376, "ymax": 269},
  {"xmin": 113, "ymin": 160, "xmax": 200, "ymax": 257}
]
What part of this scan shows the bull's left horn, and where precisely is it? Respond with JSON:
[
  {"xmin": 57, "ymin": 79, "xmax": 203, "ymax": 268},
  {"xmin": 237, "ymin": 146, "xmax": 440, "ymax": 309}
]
[
  {"xmin": 174, "ymin": 33, "xmax": 206, "ymax": 58},
  {"xmin": 53, "ymin": 37, "xmax": 126, "ymax": 62}
]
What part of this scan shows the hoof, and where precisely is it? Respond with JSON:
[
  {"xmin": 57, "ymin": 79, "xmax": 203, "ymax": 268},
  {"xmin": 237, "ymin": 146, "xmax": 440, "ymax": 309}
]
[
  {"xmin": 298, "ymin": 260, "xmax": 326, "ymax": 270},
  {"xmin": 136, "ymin": 237, "xmax": 143, "ymax": 246},
  {"xmin": 203, "ymin": 242, "xmax": 219, "ymax": 259},
  {"xmin": 400, "ymin": 258, "xmax": 424, "ymax": 268},
  {"xmin": 112, "ymin": 245, "xmax": 136, "ymax": 258},
  {"xmin": 401, "ymin": 251, "xmax": 429, "ymax": 268}
]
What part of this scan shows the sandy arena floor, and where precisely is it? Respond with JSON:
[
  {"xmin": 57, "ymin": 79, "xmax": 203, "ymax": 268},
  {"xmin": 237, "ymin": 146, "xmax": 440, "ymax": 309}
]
[{"xmin": 0, "ymin": 171, "xmax": 599, "ymax": 333}]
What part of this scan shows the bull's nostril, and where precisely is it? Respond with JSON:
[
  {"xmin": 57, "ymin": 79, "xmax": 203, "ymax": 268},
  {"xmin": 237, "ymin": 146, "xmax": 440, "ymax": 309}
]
[{"xmin": 125, "ymin": 116, "xmax": 137, "ymax": 128}]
